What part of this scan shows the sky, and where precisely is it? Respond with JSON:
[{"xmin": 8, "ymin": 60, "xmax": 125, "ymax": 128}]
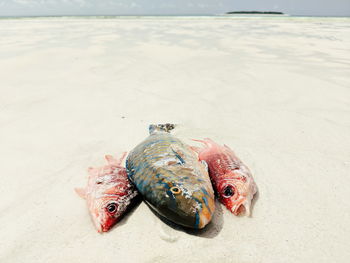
[{"xmin": 0, "ymin": 0, "xmax": 349, "ymax": 17}]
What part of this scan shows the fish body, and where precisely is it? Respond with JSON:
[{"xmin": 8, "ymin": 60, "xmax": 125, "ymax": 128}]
[
  {"xmin": 126, "ymin": 124, "xmax": 215, "ymax": 229},
  {"xmin": 75, "ymin": 153, "xmax": 139, "ymax": 232},
  {"xmin": 193, "ymin": 138, "xmax": 257, "ymax": 216}
]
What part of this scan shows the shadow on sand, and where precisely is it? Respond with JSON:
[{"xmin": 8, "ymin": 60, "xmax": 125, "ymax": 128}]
[
  {"xmin": 114, "ymin": 190, "xmax": 258, "ymax": 235},
  {"xmin": 112, "ymin": 196, "xmax": 143, "ymax": 229},
  {"xmin": 249, "ymin": 190, "xmax": 259, "ymax": 217}
]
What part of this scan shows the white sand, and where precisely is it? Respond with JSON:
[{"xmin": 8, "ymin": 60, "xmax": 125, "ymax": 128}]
[{"xmin": 0, "ymin": 16, "xmax": 349, "ymax": 263}]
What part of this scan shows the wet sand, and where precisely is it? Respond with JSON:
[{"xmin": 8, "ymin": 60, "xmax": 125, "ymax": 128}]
[{"xmin": 0, "ymin": 16, "xmax": 349, "ymax": 263}]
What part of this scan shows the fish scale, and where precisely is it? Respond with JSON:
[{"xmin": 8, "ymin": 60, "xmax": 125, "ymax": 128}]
[
  {"xmin": 126, "ymin": 125, "xmax": 215, "ymax": 229},
  {"xmin": 75, "ymin": 153, "xmax": 139, "ymax": 232},
  {"xmin": 194, "ymin": 138, "xmax": 257, "ymax": 216}
]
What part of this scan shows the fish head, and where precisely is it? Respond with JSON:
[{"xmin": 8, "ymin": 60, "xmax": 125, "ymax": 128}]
[
  {"xmin": 217, "ymin": 173, "xmax": 257, "ymax": 216},
  {"xmin": 151, "ymin": 167, "xmax": 215, "ymax": 229},
  {"xmin": 87, "ymin": 167, "xmax": 136, "ymax": 233},
  {"xmin": 89, "ymin": 194, "xmax": 128, "ymax": 233}
]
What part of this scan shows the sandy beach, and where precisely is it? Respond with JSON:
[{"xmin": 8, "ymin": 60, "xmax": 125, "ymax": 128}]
[{"xmin": 0, "ymin": 16, "xmax": 349, "ymax": 263}]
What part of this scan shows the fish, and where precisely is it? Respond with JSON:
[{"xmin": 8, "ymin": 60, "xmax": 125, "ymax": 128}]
[
  {"xmin": 192, "ymin": 138, "xmax": 257, "ymax": 216},
  {"xmin": 126, "ymin": 124, "xmax": 215, "ymax": 229},
  {"xmin": 75, "ymin": 152, "xmax": 139, "ymax": 232}
]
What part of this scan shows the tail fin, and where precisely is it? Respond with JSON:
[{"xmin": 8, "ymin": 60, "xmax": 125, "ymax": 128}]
[
  {"xmin": 149, "ymin": 123, "xmax": 176, "ymax": 134},
  {"xmin": 105, "ymin": 152, "xmax": 127, "ymax": 166}
]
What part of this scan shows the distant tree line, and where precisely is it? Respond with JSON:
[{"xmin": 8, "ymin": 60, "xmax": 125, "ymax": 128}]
[{"xmin": 226, "ymin": 11, "xmax": 284, "ymax": 15}]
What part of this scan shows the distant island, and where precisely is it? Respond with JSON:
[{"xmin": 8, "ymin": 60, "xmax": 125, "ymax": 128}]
[{"xmin": 226, "ymin": 11, "xmax": 284, "ymax": 15}]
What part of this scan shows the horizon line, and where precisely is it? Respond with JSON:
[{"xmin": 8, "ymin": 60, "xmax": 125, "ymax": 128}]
[{"xmin": 0, "ymin": 14, "xmax": 349, "ymax": 18}]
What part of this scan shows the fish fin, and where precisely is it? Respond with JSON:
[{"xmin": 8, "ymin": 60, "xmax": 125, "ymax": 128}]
[
  {"xmin": 189, "ymin": 146, "xmax": 202, "ymax": 153},
  {"xmin": 75, "ymin": 188, "xmax": 87, "ymax": 199},
  {"xmin": 149, "ymin": 123, "xmax": 176, "ymax": 134},
  {"xmin": 192, "ymin": 138, "xmax": 213, "ymax": 147},
  {"xmin": 105, "ymin": 152, "xmax": 127, "ymax": 166},
  {"xmin": 105, "ymin": 155, "xmax": 117, "ymax": 165},
  {"xmin": 224, "ymin": 144, "xmax": 232, "ymax": 150},
  {"xmin": 223, "ymin": 144, "xmax": 238, "ymax": 157},
  {"xmin": 203, "ymin": 138, "xmax": 219, "ymax": 147}
]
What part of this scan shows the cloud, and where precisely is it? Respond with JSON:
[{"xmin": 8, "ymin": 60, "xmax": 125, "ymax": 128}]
[{"xmin": 0, "ymin": 0, "xmax": 229, "ymax": 11}]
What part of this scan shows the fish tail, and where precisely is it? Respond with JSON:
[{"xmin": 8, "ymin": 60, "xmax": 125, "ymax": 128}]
[
  {"xmin": 105, "ymin": 152, "xmax": 127, "ymax": 166},
  {"xmin": 149, "ymin": 123, "xmax": 176, "ymax": 134}
]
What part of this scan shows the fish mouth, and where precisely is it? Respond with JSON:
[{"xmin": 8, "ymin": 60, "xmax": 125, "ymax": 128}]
[
  {"xmin": 95, "ymin": 220, "xmax": 117, "ymax": 233},
  {"xmin": 231, "ymin": 199, "xmax": 251, "ymax": 216},
  {"xmin": 92, "ymin": 219, "xmax": 103, "ymax": 233},
  {"xmin": 92, "ymin": 213, "xmax": 115, "ymax": 233},
  {"xmin": 197, "ymin": 198, "xmax": 215, "ymax": 229},
  {"xmin": 147, "ymin": 201, "xmax": 198, "ymax": 229},
  {"xmin": 149, "ymin": 195, "xmax": 215, "ymax": 229},
  {"xmin": 197, "ymin": 211, "xmax": 211, "ymax": 229},
  {"xmin": 92, "ymin": 217, "xmax": 105, "ymax": 233},
  {"xmin": 99, "ymin": 223, "xmax": 110, "ymax": 233}
]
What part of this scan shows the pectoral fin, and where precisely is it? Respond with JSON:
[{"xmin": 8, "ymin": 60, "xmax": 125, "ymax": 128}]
[{"xmin": 189, "ymin": 146, "xmax": 202, "ymax": 154}]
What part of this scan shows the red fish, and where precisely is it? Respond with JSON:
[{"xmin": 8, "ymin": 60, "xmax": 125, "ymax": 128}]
[
  {"xmin": 193, "ymin": 138, "xmax": 257, "ymax": 216},
  {"xmin": 75, "ymin": 152, "xmax": 139, "ymax": 232}
]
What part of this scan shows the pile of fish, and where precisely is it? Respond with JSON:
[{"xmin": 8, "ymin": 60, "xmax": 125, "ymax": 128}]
[{"xmin": 76, "ymin": 124, "xmax": 257, "ymax": 232}]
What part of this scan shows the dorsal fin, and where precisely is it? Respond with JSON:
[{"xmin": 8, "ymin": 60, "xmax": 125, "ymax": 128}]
[{"xmin": 149, "ymin": 123, "xmax": 176, "ymax": 134}]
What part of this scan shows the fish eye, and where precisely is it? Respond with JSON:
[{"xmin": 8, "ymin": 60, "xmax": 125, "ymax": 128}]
[
  {"xmin": 223, "ymin": 186, "xmax": 235, "ymax": 198},
  {"xmin": 96, "ymin": 178, "xmax": 103, "ymax": 184},
  {"xmin": 170, "ymin": 186, "xmax": 181, "ymax": 195},
  {"xmin": 106, "ymin": 203, "xmax": 118, "ymax": 214}
]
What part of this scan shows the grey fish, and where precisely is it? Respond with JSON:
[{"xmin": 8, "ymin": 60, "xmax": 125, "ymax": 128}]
[{"xmin": 126, "ymin": 124, "xmax": 215, "ymax": 229}]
